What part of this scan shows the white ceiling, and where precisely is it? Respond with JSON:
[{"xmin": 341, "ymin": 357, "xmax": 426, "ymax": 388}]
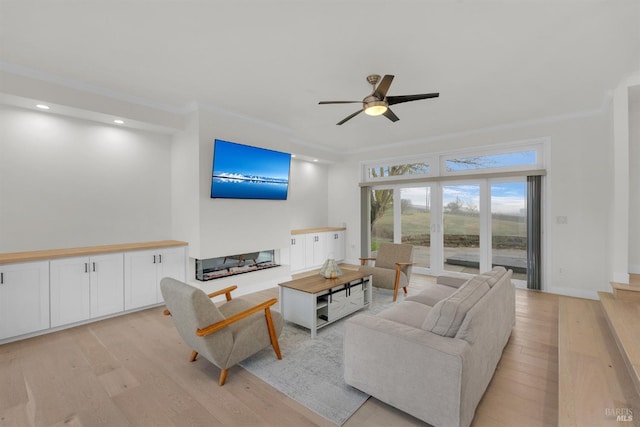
[{"xmin": 1, "ymin": 0, "xmax": 639, "ymax": 155}]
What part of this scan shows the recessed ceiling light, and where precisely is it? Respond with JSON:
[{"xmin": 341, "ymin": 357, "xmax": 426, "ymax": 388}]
[
  {"xmin": 113, "ymin": 119, "xmax": 124, "ymax": 124},
  {"xmin": 313, "ymin": 159, "xmax": 318, "ymax": 162},
  {"xmin": 36, "ymin": 104, "xmax": 50, "ymax": 110},
  {"xmin": 291, "ymin": 154, "xmax": 297, "ymax": 158}
]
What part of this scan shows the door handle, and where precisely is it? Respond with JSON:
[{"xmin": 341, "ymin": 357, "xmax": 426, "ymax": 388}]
[
  {"xmin": 85, "ymin": 263, "xmax": 88, "ymax": 273},
  {"xmin": 92, "ymin": 262, "xmax": 96, "ymax": 272},
  {"xmin": 0, "ymin": 272, "xmax": 3, "ymax": 284},
  {"xmin": 158, "ymin": 254, "xmax": 162, "ymax": 263}
]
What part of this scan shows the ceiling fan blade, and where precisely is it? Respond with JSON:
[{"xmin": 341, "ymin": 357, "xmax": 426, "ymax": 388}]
[
  {"xmin": 319, "ymin": 101, "xmax": 362, "ymax": 104},
  {"xmin": 383, "ymin": 108, "xmax": 400, "ymax": 123},
  {"xmin": 337, "ymin": 109, "xmax": 364, "ymax": 125},
  {"xmin": 387, "ymin": 93, "xmax": 440, "ymax": 105},
  {"xmin": 373, "ymin": 75, "xmax": 394, "ymax": 99}
]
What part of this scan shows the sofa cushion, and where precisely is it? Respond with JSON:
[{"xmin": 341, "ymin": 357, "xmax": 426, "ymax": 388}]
[
  {"xmin": 480, "ymin": 266, "xmax": 507, "ymax": 287},
  {"xmin": 421, "ymin": 277, "xmax": 490, "ymax": 337},
  {"xmin": 436, "ymin": 274, "xmax": 469, "ymax": 288},
  {"xmin": 377, "ymin": 301, "xmax": 432, "ymax": 329},
  {"xmin": 405, "ymin": 284, "xmax": 458, "ymax": 307}
]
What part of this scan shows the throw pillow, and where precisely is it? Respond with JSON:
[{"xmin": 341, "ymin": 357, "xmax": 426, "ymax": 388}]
[
  {"xmin": 421, "ymin": 278, "xmax": 490, "ymax": 337},
  {"xmin": 480, "ymin": 266, "xmax": 507, "ymax": 287}
]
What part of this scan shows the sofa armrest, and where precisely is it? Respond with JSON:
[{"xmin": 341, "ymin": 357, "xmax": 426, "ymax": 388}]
[{"xmin": 344, "ymin": 314, "xmax": 470, "ymax": 427}]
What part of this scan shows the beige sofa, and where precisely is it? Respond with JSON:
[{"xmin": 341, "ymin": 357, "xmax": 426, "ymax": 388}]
[{"xmin": 343, "ymin": 267, "xmax": 515, "ymax": 427}]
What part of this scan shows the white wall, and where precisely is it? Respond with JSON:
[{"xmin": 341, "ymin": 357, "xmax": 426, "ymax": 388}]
[
  {"xmin": 329, "ymin": 112, "xmax": 614, "ymax": 299},
  {"xmin": 629, "ymin": 87, "xmax": 640, "ymax": 273},
  {"xmin": 184, "ymin": 108, "xmax": 331, "ymax": 260},
  {"xmin": 288, "ymin": 160, "xmax": 329, "ymax": 230},
  {"xmin": 171, "ymin": 110, "xmax": 201, "ymax": 253},
  {"xmin": 0, "ymin": 105, "xmax": 173, "ymax": 252}
]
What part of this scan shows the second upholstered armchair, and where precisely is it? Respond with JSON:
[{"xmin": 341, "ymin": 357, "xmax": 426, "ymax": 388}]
[
  {"xmin": 359, "ymin": 242, "xmax": 415, "ymax": 301},
  {"xmin": 161, "ymin": 277, "xmax": 283, "ymax": 386}
]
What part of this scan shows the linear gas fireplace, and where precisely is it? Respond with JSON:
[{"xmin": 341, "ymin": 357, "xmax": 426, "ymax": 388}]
[{"xmin": 195, "ymin": 250, "xmax": 280, "ymax": 281}]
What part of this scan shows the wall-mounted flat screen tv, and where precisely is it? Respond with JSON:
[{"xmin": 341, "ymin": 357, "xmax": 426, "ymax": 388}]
[{"xmin": 211, "ymin": 139, "xmax": 291, "ymax": 200}]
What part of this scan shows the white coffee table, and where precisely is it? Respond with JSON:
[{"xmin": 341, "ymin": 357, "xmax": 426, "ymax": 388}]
[{"xmin": 278, "ymin": 270, "xmax": 372, "ymax": 338}]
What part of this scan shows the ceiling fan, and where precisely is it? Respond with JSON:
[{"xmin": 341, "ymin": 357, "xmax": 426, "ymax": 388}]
[{"xmin": 319, "ymin": 74, "xmax": 439, "ymax": 125}]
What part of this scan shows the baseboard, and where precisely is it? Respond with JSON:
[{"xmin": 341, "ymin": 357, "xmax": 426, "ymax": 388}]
[{"xmin": 545, "ymin": 286, "xmax": 600, "ymax": 300}]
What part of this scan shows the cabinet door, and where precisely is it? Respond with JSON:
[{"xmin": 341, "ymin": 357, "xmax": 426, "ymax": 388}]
[
  {"xmin": 289, "ymin": 236, "xmax": 306, "ymax": 272},
  {"xmin": 328, "ymin": 231, "xmax": 345, "ymax": 261},
  {"xmin": 156, "ymin": 247, "xmax": 186, "ymax": 302},
  {"xmin": 0, "ymin": 261, "xmax": 50, "ymax": 340},
  {"xmin": 124, "ymin": 249, "xmax": 159, "ymax": 310},
  {"xmin": 90, "ymin": 253, "xmax": 124, "ymax": 318},
  {"xmin": 50, "ymin": 257, "xmax": 91, "ymax": 327},
  {"xmin": 305, "ymin": 234, "xmax": 326, "ymax": 268}
]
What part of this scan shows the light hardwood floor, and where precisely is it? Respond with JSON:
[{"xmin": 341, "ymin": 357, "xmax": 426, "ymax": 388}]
[{"xmin": 0, "ymin": 273, "xmax": 633, "ymax": 426}]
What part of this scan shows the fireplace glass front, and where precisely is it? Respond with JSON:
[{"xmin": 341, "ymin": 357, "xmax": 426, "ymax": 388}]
[{"xmin": 195, "ymin": 250, "xmax": 279, "ymax": 281}]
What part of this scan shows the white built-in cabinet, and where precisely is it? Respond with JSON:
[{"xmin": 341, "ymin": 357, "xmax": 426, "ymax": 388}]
[
  {"xmin": 327, "ymin": 231, "xmax": 345, "ymax": 261},
  {"xmin": 50, "ymin": 253, "xmax": 124, "ymax": 327},
  {"xmin": 0, "ymin": 241, "xmax": 187, "ymax": 343},
  {"xmin": 124, "ymin": 246, "xmax": 186, "ymax": 310},
  {"xmin": 305, "ymin": 233, "xmax": 327, "ymax": 267},
  {"xmin": 289, "ymin": 236, "xmax": 306, "ymax": 272},
  {"xmin": 289, "ymin": 228, "xmax": 345, "ymax": 273},
  {"xmin": 0, "ymin": 261, "xmax": 50, "ymax": 340}
]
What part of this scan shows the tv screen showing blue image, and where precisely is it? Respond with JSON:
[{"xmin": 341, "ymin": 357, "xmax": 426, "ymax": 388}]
[{"xmin": 211, "ymin": 139, "xmax": 291, "ymax": 200}]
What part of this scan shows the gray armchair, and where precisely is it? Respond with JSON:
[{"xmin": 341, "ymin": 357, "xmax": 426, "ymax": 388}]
[
  {"xmin": 160, "ymin": 277, "xmax": 283, "ymax": 386},
  {"xmin": 359, "ymin": 242, "xmax": 415, "ymax": 301}
]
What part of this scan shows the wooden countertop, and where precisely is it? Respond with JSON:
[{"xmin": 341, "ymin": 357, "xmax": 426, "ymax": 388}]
[
  {"xmin": 291, "ymin": 227, "xmax": 346, "ymax": 235},
  {"xmin": 0, "ymin": 240, "xmax": 188, "ymax": 265}
]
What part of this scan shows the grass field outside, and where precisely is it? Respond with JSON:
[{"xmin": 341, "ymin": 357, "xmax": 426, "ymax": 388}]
[{"xmin": 371, "ymin": 207, "xmax": 527, "ymax": 280}]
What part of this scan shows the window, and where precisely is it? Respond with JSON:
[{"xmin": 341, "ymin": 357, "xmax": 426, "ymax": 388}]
[
  {"xmin": 366, "ymin": 162, "xmax": 429, "ymax": 181},
  {"xmin": 445, "ymin": 150, "xmax": 537, "ymax": 173},
  {"xmin": 362, "ymin": 140, "xmax": 545, "ymax": 184}
]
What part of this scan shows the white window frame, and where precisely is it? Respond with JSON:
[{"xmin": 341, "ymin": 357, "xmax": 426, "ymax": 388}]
[
  {"xmin": 362, "ymin": 155, "xmax": 436, "ymax": 183},
  {"xmin": 361, "ymin": 138, "xmax": 547, "ymax": 183},
  {"xmin": 440, "ymin": 142, "xmax": 543, "ymax": 177}
]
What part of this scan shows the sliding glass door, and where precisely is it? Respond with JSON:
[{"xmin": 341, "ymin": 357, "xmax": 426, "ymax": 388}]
[
  {"xmin": 369, "ymin": 178, "xmax": 528, "ymax": 283},
  {"xmin": 491, "ymin": 180, "xmax": 527, "ymax": 280},
  {"xmin": 442, "ymin": 183, "xmax": 481, "ymax": 275},
  {"xmin": 400, "ymin": 186, "xmax": 433, "ymax": 272}
]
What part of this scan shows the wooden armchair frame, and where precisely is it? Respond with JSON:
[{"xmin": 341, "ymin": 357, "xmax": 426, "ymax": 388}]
[
  {"xmin": 360, "ymin": 258, "xmax": 416, "ymax": 302},
  {"xmin": 164, "ymin": 285, "xmax": 282, "ymax": 386}
]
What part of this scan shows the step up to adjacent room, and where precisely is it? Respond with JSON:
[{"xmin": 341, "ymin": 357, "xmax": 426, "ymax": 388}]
[
  {"xmin": 559, "ymin": 296, "xmax": 640, "ymax": 425},
  {"xmin": 598, "ymin": 283, "xmax": 640, "ymax": 399}
]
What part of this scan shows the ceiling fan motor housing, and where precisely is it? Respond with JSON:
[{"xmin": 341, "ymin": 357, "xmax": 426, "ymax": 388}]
[{"xmin": 366, "ymin": 74, "xmax": 381, "ymax": 86}]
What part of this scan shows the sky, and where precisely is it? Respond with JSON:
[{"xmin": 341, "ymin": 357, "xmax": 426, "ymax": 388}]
[{"xmin": 401, "ymin": 182, "xmax": 526, "ymax": 215}]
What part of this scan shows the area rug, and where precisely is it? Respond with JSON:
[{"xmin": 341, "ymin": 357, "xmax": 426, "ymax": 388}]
[{"xmin": 238, "ymin": 288, "xmax": 395, "ymax": 426}]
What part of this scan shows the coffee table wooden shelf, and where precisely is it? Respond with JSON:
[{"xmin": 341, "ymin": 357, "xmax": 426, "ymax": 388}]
[{"xmin": 278, "ymin": 270, "xmax": 372, "ymax": 338}]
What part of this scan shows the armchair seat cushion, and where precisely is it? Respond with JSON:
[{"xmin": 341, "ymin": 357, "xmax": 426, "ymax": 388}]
[{"xmin": 219, "ymin": 299, "xmax": 284, "ymax": 367}]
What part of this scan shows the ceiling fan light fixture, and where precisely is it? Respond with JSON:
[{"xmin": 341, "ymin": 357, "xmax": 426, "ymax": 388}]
[{"xmin": 364, "ymin": 101, "xmax": 388, "ymax": 116}]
